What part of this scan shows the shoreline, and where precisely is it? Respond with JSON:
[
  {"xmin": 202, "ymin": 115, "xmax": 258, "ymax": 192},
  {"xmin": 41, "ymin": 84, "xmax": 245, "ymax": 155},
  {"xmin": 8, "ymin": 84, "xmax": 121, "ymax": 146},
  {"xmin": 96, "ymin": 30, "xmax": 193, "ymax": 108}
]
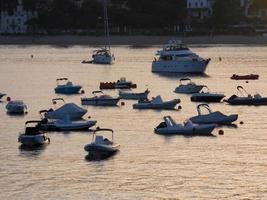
[{"xmin": 0, "ymin": 35, "xmax": 267, "ymax": 45}]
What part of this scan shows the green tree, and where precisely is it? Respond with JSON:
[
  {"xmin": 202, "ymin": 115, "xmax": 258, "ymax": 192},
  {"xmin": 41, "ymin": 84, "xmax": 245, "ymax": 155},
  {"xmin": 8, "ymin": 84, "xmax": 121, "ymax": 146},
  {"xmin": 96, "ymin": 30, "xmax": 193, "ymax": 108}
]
[{"xmin": 212, "ymin": 0, "xmax": 244, "ymax": 28}]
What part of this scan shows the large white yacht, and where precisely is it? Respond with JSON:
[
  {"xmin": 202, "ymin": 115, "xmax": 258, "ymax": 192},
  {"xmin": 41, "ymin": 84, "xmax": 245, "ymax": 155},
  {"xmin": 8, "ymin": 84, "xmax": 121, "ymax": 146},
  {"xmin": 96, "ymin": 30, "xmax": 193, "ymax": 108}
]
[{"xmin": 151, "ymin": 40, "xmax": 210, "ymax": 73}]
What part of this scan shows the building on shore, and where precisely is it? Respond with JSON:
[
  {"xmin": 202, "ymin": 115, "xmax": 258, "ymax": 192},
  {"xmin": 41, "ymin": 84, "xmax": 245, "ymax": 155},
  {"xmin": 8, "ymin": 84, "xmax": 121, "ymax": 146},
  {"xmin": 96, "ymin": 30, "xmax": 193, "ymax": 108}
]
[
  {"xmin": 241, "ymin": 0, "xmax": 267, "ymax": 19},
  {"xmin": 0, "ymin": 0, "xmax": 37, "ymax": 34},
  {"xmin": 187, "ymin": 0, "xmax": 215, "ymax": 21}
]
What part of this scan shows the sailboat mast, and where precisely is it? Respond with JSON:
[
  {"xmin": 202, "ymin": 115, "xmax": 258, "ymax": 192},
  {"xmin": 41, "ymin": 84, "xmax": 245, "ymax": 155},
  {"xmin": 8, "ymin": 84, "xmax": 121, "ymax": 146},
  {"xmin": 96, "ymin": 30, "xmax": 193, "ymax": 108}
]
[{"xmin": 103, "ymin": 0, "xmax": 111, "ymax": 52}]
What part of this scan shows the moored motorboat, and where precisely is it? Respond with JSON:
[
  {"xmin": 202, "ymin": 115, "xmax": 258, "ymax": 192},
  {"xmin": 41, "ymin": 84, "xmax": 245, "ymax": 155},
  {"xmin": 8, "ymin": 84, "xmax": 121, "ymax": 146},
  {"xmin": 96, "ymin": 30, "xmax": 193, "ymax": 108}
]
[
  {"xmin": 224, "ymin": 86, "xmax": 267, "ymax": 105},
  {"xmin": 44, "ymin": 98, "xmax": 87, "ymax": 120},
  {"xmin": 54, "ymin": 78, "xmax": 82, "ymax": 94},
  {"xmin": 151, "ymin": 40, "xmax": 210, "ymax": 73},
  {"xmin": 38, "ymin": 116, "xmax": 96, "ymax": 131},
  {"xmin": 84, "ymin": 128, "xmax": 120, "ymax": 158},
  {"xmin": 189, "ymin": 104, "xmax": 238, "ymax": 125},
  {"xmin": 190, "ymin": 86, "xmax": 225, "ymax": 102},
  {"xmin": 18, "ymin": 121, "xmax": 50, "ymax": 147},
  {"xmin": 119, "ymin": 89, "xmax": 150, "ymax": 100},
  {"xmin": 231, "ymin": 74, "xmax": 259, "ymax": 80},
  {"xmin": 133, "ymin": 95, "xmax": 180, "ymax": 110},
  {"xmin": 6, "ymin": 100, "xmax": 27, "ymax": 114},
  {"xmin": 174, "ymin": 78, "xmax": 205, "ymax": 94},
  {"xmin": 154, "ymin": 116, "xmax": 216, "ymax": 136},
  {"xmin": 81, "ymin": 91, "xmax": 120, "ymax": 106}
]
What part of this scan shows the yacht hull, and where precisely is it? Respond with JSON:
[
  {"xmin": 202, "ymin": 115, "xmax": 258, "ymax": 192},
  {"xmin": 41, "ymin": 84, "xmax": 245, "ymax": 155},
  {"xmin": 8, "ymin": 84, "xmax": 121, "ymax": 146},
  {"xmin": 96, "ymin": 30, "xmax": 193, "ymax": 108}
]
[{"xmin": 152, "ymin": 59, "xmax": 209, "ymax": 73}]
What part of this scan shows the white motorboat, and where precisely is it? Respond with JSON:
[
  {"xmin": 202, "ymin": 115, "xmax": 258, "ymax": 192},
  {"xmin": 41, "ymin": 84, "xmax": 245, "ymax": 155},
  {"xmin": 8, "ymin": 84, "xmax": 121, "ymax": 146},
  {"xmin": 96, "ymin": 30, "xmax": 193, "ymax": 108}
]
[
  {"xmin": 44, "ymin": 98, "xmax": 87, "ymax": 120},
  {"xmin": 84, "ymin": 128, "xmax": 120, "ymax": 156},
  {"xmin": 190, "ymin": 86, "xmax": 225, "ymax": 102},
  {"xmin": 189, "ymin": 104, "xmax": 238, "ymax": 125},
  {"xmin": 119, "ymin": 89, "xmax": 150, "ymax": 100},
  {"xmin": 38, "ymin": 113, "xmax": 97, "ymax": 131},
  {"xmin": 174, "ymin": 78, "xmax": 205, "ymax": 94},
  {"xmin": 82, "ymin": 0, "xmax": 115, "ymax": 65},
  {"xmin": 133, "ymin": 95, "xmax": 180, "ymax": 110},
  {"xmin": 6, "ymin": 100, "xmax": 27, "ymax": 114},
  {"xmin": 18, "ymin": 121, "xmax": 50, "ymax": 147},
  {"xmin": 152, "ymin": 40, "xmax": 210, "ymax": 73},
  {"xmin": 81, "ymin": 91, "xmax": 120, "ymax": 106},
  {"xmin": 224, "ymin": 86, "xmax": 267, "ymax": 105},
  {"xmin": 54, "ymin": 78, "xmax": 82, "ymax": 94},
  {"xmin": 154, "ymin": 116, "xmax": 216, "ymax": 136},
  {"xmin": 0, "ymin": 93, "xmax": 6, "ymax": 99}
]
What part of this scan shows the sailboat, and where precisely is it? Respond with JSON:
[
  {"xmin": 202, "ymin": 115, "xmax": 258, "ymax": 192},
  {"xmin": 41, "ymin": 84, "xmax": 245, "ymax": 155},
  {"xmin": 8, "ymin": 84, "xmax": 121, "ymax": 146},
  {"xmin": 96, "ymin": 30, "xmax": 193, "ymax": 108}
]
[{"xmin": 82, "ymin": 0, "xmax": 115, "ymax": 65}]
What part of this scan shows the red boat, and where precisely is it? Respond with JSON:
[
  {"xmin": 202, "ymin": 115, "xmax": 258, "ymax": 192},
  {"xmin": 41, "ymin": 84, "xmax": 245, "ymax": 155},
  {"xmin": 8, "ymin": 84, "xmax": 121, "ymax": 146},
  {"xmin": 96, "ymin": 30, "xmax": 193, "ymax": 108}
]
[
  {"xmin": 100, "ymin": 77, "xmax": 137, "ymax": 90},
  {"xmin": 231, "ymin": 74, "xmax": 259, "ymax": 80}
]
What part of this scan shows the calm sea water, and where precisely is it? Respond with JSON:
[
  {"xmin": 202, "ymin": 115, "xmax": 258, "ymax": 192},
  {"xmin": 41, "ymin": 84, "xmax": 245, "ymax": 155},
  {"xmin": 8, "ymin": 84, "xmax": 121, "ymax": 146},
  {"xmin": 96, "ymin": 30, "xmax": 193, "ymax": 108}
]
[{"xmin": 0, "ymin": 44, "xmax": 267, "ymax": 199}]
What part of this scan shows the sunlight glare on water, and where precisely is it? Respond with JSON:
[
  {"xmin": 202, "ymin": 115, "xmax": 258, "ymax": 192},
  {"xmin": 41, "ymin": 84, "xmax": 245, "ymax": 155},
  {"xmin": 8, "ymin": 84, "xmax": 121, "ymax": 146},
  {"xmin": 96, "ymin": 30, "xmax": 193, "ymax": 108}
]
[{"xmin": 0, "ymin": 45, "xmax": 267, "ymax": 199}]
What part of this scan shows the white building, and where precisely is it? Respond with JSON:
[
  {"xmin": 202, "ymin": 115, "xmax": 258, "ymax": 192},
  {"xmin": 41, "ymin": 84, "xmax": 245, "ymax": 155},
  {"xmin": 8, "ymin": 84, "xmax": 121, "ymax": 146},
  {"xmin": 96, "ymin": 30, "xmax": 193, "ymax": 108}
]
[
  {"xmin": 0, "ymin": 0, "xmax": 37, "ymax": 34},
  {"xmin": 187, "ymin": 0, "xmax": 215, "ymax": 21}
]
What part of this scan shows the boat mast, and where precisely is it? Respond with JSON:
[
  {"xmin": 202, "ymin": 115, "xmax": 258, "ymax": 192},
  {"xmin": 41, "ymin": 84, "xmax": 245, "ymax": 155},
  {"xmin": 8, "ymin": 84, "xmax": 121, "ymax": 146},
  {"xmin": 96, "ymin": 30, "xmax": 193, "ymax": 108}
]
[{"xmin": 103, "ymin": 0, "xmax": 111, "ymax": 52}]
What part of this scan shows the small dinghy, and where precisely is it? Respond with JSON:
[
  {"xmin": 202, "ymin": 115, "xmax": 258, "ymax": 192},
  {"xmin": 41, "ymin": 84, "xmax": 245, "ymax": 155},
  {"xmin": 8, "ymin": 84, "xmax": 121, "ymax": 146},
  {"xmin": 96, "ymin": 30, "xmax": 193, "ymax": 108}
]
[
  {"xmin": 174, "ymin": 78, "xmax": 205, "ymax": 94},
  {"xmin": 154, "ymin": 116, "xmax": 216, "ymax": 136},
  {"xmin": 231, "ymin": 74, "xmax": 259, "ymax": 80},
  {"xmin": 18, "ymin": 121, "xmax": 50, "ymax": 147},
  {"xmin": 225, "ymin": 86, "xmax": 267, "ymax": 105},
  {"xmin": 133, "ymin": 95, "xmax": 180, "ymax": 110},
  {"xmin": 0, "ymin": 93, "xmax": 6, "ymax": 99},
  {"xmin": 45, "ymin": 98, "xmax": 87, "ymax": 120},
  {"xmin": 190, "ymin": 104, "xmax": 238, "ymax": 125},
  {"xmin": 119, "ymin": 89, "xmax": 150, "ymax": 100},
  {"xmin": 6, "ymin": 100, "xmax": 27, "ymax": 114},
  {"xmin": 81, "ymin": 91, "xmax": 120, "ymax": 106},
  {"xmin": 190, "ymin": 86, "xmax": 225, "ymax": 102},
  {"xmin": 84, "ymin": 128, "xmax": 120, "ymax": 157},
  {"xmin": 54, "ymin": 78, "xmax": 82, "ymax": 94}
]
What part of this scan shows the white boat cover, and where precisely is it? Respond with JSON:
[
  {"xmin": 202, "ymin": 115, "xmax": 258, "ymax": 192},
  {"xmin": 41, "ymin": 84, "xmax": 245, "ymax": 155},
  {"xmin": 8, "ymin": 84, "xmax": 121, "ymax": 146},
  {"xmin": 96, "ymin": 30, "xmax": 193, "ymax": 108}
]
[{"xmin": 46, "ymin": 103, "xmax": 87, "ymax": 119}]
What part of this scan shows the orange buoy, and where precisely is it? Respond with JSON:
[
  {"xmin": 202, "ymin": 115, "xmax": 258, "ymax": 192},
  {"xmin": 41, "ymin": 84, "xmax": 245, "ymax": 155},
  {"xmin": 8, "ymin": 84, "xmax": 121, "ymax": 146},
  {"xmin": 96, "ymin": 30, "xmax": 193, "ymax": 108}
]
[
  {"xmin": 121, "ymin": 102, "xmax": 125, "ymax": 106},
  {"xmin": 240, "ymin": 121, "xmax": 244, "ymax": 125},
  {"xmin": 6, "ymin": 96, "xmax": 11, "ymax": 102},
  {"xmin": 218, "ymin": 130, "xmax": 224, "ymax": 135}
]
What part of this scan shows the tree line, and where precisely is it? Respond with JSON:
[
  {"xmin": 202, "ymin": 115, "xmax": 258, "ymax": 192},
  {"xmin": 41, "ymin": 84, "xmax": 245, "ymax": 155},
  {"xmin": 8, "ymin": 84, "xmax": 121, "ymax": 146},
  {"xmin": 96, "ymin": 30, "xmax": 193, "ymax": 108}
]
[{"xmin": 0, "ymin": 0, "xmax": 266, "ymax": 34}]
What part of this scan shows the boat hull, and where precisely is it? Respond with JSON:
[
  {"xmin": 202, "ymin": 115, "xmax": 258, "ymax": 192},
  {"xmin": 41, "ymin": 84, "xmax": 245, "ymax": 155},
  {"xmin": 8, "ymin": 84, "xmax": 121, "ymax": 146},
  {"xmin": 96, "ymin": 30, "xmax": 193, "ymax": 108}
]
[
  {"xmin": 133, "ymin": 99, "xmax": 180, "ymax": 110},
  {"xmin": 191, "ymin": 94, "xmax": 225, "ymax": 102},
  {"xmin": 81, "ymin": 98, "xmax": 120, "ymax": 106},
  {"xmin": 119, "ymin": 92, "xmax": 149, "ymax": 100},
  {"xmin": 190, "ymin": 114, "xmax": 238, "ymax": 125},
  {"xmin": 93, "ymin": 55, "xmax": 114, "ymax": 65},
  {"xmin": 84, "ymin": 144, "xmax": 120, "ymax": 154},
  {"xmin": 55, "ymin": 86, "xmax": 81, "ymax": 94},
  {"xmin": 18, "ymin": 134, "xmax": 50, "ymax": 146},
  {"xmin": 155, "ymin": 124, "xmax": 215, "ymax": 136},
  {"xmin": 152, "ymin": 59, "xmax": 209, "ymax": 73},
  {"xmin": 226, "ymin": 97, "xmax": 267, "ymax": 105}
]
